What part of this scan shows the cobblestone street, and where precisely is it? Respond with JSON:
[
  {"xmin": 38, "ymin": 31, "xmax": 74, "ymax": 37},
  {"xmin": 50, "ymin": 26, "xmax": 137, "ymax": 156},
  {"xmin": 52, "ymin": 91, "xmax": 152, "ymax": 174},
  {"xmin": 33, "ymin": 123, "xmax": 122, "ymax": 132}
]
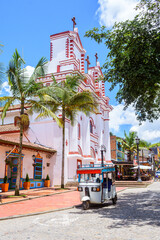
[{"xmin": 0, "ymin": 182, "xmax": 160, "ymax": 240}]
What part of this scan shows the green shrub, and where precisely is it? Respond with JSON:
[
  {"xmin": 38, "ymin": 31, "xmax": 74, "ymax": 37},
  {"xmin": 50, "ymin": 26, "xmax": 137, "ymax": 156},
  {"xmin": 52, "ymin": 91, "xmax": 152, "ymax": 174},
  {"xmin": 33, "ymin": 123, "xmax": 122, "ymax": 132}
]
[
  {"xmin": 3, "ymin": 176, "xmax": 8, "ymax": 183},
  {"xmin": 46, "ymin": 174, "xmax": 50, "ymax": 180},
  {"xmin": 25, "ymin": 173, "xmax": 30, "ymax": 182}
]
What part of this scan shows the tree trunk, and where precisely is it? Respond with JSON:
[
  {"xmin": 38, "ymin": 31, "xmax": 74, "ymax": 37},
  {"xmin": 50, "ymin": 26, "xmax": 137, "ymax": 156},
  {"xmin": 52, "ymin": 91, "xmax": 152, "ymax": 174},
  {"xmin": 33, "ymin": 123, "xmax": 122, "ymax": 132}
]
[
  {"xmin": 61, "ymin": 107, "xmax": 65, "ymax": 189},
  {"xmin": 129, "ymin": 150, "xmax": 132, "ymax": 162},
  {"xmin": 15, "ymin": 100, "xmax": 24, "ymax": 196}
]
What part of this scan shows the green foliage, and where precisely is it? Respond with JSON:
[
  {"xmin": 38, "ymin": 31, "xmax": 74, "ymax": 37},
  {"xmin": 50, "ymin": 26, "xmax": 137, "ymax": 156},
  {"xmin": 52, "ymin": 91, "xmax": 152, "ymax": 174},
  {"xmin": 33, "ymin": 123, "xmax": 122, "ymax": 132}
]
[
  {"xmin": 117, "ymin": 131, "xmax": 137, "ymax": 161},
  {"xmin": 0, "ymin": 49, "xmax": 48, "ymax": 196},
  {"xmin": 85, "ymin": 0, "xmax": 160, "ymax": 122},
  {"xmin": 3, "ymin": 176, "xmax": 8, "ymax": 183},
  {"xmin": 46, "ymin": 174, "xmax": 50, "ymax": 180},
  {"xmin": 149, "ymin": 142, "xmax": 160, "ymax": 148},
  {"xmin": 139, "ymin": 140, "xmax": 151, "ymax": 148},
  {"xmin": 25, "ymin": 173, "xmax": 30, "ymax": 182}
]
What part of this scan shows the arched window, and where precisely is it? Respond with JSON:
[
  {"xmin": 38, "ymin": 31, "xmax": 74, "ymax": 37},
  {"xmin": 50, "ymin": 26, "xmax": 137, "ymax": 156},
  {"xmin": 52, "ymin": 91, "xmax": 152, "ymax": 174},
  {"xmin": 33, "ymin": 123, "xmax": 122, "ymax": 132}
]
[
  {"xmin": 78, "ymin": 145, "xmax": 83, "ymax": 156},
  {"xmin": 90, "ymin": 120, "xmax": 93, "ymax": 134},
  {"xmin": 90, "ymin": 147, "xmax": 96, "ymax": 159},
  {"xmin": 78, "ymin": 123, "xmax": 81, "ymax": 139}
]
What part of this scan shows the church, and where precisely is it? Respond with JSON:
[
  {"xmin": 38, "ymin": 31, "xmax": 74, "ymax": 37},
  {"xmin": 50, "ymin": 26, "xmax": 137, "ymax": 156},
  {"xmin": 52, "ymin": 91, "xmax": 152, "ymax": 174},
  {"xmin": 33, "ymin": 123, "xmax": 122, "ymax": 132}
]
[{"xmin": 0, "ymin": 21, "xmax": 113, "ymax": 189}]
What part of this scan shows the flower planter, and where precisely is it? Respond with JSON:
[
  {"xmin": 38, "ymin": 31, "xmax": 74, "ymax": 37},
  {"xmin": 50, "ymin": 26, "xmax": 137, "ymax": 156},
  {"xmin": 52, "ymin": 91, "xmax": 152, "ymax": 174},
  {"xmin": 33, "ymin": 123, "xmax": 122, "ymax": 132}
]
[
  {"xmin": 23, "ymin": 182, "xmax": 30, "ymax": 190},
  {"xmin": 1, "ymin": 183, "xmax": 9, "ymax": 192},
  {"xmin": 44, "ymin": 180, "xmax": 50, "ymax": 187}
]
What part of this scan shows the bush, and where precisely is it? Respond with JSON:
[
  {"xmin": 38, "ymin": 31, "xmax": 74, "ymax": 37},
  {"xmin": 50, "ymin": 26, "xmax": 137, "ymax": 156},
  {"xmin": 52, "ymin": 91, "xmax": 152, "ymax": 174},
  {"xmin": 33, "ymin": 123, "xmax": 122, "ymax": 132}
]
[
  {"xmin": 46, "ymin": 174, "xmax": 50, "ymax": 180},
  {"xmin": 3, "ymin": 176, "xmax": 8, "ymax": 183},
  {"xmin": 25, "ymin": 173, "xmax": 30, "ymax": 182}
]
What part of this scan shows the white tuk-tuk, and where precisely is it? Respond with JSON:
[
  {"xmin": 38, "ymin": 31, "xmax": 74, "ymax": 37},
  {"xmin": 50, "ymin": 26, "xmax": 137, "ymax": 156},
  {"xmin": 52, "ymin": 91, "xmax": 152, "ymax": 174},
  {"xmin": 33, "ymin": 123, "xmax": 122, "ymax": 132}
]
[{"xmin": 77, "ymin": 164, "xmax": 117, "ymax": 210}]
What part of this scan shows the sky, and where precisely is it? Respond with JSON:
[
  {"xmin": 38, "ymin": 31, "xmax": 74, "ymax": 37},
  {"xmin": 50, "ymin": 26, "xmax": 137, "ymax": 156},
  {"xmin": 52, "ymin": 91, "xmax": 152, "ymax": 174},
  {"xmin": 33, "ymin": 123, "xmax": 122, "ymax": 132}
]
[{"xmin": 1, "ymin": 0, "xmax": 160, "ymax": 144}]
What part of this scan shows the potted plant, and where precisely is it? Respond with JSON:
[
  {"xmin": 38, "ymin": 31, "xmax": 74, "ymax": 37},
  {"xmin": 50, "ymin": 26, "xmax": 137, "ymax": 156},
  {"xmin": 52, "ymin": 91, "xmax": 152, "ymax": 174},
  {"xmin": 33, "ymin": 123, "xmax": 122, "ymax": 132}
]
[
  {"xmin": 23, "ymin": 173, "xmax": 30, "ymax": 190},
  {"xmin": 44, "ymin": 174, "xmax": 50, "ymax": 187},
  {"xmin": 1, "ymin": 176, "xmax": 9, "ymax": 192}
]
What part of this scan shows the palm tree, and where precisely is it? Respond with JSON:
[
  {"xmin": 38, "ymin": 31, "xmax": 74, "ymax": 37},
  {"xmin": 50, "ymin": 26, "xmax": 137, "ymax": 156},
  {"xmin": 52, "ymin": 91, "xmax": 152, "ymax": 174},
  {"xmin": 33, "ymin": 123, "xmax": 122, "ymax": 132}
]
[
  {"xmin": 37, "ymin": 74, "xmax": 98, "ymax": 188},
  {"xmin": 118, "ymin": 131, "xmax": 137, "ymax": 162},
  {"xmin": 0, "ymin": 49, "xmax": 48, "ymax": 196}
]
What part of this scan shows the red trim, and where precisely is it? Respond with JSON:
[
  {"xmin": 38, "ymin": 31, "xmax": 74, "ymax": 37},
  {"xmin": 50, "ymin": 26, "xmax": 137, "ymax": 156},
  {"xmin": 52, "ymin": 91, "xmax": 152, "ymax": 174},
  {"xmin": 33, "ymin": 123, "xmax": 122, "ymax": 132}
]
[
  {"xmin": 57, "ymin": 65, "xmax": 60, "ymax": 73},
  {"xmin": 0, "ymin": 130, "xmax": 19, "ymax": 134},
  {"xmin": 69, "ymin": 151, "xmax": 79, "ymax": 155},
  {"xmin": 50, "ymin": 31, "xmax": 70, "ymax": 38},
  {"xmin": 77, "ymin": 169, "xmax": 101, "ymax": 174}
]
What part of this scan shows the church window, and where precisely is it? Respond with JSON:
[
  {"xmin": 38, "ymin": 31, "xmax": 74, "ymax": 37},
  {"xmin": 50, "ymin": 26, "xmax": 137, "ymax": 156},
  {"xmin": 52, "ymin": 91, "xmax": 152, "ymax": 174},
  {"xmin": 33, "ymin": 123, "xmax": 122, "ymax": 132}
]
[
  {"xmin": 78, "ymin": 123, "xmax": 81, "ymax": 139},
  {"xmin": 90, "ymin": 120, "xmax": 93, "ymax": 134}
]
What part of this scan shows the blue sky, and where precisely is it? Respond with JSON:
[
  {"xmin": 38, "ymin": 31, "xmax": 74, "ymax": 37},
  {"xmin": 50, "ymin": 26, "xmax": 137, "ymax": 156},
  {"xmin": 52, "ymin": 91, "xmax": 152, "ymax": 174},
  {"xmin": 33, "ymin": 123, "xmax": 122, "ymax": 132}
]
[{"xmin": 1, "ymin": 0, "xmax": 160, "ymax": 143}]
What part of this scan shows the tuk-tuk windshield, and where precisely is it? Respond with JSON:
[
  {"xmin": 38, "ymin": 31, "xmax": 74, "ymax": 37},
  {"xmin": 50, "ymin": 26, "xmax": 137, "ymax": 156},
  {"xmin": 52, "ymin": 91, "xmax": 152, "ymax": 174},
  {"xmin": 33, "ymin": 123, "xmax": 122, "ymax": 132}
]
[{"xmin": 80, "ymin": 173, "xmax": 101, "ymax": 183}]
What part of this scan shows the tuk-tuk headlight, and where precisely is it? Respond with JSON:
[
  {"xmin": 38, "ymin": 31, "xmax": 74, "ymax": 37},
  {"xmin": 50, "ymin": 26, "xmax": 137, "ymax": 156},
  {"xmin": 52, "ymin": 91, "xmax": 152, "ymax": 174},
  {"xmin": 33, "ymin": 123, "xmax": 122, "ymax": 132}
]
[
  {"xmin": 91, "ymin": 187, "xmax": 100, "ymax": 192},
  {"xmin": 77, "ymin": 186, "xmax": 83, "ymax": 192}
]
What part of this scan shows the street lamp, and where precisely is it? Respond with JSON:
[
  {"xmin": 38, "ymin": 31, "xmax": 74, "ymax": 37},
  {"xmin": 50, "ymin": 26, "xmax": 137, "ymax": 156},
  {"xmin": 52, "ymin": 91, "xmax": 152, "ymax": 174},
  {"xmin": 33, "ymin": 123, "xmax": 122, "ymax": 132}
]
[
  {"xmin": 135, "ymin": 137, "xmax": 142, "ymax": 182},
  {"xmin": 151, "ymin": 151, "xmax": 155, "ymax": 180},
  {"xmin": 101, "ymin": 145, "xmax": 106, "ymax": 167}
]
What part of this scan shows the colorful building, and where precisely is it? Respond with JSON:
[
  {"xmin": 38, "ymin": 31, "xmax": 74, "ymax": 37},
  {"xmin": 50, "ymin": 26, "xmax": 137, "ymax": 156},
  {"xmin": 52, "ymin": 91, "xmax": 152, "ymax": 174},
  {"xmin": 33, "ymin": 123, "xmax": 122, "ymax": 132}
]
[{"xmin": 0, "ymin": 25, "xmax": 113, "ymax": 189}]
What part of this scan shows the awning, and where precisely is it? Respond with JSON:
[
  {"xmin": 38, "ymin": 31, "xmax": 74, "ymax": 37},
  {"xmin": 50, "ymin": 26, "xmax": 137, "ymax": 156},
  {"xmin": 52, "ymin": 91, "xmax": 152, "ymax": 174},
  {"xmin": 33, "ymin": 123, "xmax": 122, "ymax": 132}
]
[
  {"xmin": 111, "ymin": 159, "xmax": 133, "ymax": 165},
  {"xmin": 131, "ymin": 165, "xmax": 152, "ymax": 170}
]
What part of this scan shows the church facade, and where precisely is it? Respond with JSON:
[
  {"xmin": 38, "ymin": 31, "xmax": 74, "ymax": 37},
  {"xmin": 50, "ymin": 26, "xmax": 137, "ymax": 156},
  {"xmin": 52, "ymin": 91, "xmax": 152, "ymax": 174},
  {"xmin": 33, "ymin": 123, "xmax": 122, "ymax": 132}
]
[{"xmin": 0, "ymin": 26, "xmax": 113, "ymax": 188}]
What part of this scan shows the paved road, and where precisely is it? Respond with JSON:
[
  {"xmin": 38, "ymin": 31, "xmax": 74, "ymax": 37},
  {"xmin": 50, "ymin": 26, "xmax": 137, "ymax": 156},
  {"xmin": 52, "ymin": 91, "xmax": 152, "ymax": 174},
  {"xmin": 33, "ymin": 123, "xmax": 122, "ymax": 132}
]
[{"xmin": 0, "ymin": 182, "xmax": 159, "ymax": 240}]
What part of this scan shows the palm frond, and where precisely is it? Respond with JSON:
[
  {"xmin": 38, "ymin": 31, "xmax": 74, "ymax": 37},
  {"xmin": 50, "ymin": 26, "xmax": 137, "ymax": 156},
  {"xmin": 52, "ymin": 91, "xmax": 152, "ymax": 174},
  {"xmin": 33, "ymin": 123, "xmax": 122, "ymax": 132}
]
[
  {"xmin": 65, "ymin": 74, "xmax": 83, "ymax": 91},
  {"xmin": 30, "ymin": 57, "xmax": 48, "ymax": 81},
  {"xmin": 32, "ymin": 102, "xmax": 62, "ymax": 127},
  {"xmin": 1, "ymin": 97, "xmax": 16, "ymax": 123}
]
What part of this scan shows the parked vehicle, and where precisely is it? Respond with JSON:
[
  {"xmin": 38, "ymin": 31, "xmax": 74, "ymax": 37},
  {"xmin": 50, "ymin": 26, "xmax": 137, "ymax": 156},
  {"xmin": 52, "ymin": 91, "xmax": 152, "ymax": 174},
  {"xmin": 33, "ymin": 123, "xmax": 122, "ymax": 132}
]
[
  {"xmin": 77, "ymin": 164, "xmax": 117, "ymax": 210},
  {"xmin": 155, "ymin": 170, "xmax": 160, "ymax": 180}
]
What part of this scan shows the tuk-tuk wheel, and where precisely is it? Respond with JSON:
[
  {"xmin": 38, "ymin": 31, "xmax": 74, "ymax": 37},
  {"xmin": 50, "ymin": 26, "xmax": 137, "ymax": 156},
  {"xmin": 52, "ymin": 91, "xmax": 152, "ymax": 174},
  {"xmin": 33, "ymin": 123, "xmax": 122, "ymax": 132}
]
[
  {"xmin": 82, "ymin": 200, "xmax": 90, "ymax": 210},
  {"xmin": 112, "ymin": 194, "xmax": 117, "ymax": 205}
]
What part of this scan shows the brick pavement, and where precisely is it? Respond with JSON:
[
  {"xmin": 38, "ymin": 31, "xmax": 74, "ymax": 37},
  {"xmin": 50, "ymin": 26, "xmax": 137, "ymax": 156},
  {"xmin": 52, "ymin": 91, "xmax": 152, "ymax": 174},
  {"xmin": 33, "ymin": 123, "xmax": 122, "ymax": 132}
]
[{"xmin": 0, "ymin": 187, "xmax": 126, "ymax": 219}]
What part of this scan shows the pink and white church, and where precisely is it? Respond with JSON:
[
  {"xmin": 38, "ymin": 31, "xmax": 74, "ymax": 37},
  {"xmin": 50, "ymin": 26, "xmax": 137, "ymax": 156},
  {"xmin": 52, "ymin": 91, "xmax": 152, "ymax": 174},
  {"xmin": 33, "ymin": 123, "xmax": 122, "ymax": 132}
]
[{"xmin": 0, "ymin": 25, "xmax": 113, "ymax": 189}]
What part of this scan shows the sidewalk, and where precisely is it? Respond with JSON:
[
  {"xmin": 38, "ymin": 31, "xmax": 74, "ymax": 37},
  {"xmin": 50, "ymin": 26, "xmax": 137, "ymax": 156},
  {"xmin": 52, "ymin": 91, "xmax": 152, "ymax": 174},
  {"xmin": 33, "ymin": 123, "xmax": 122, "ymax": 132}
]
[{"xmin": 0, "ymin": 187, "xmax": 126, "ymax": 220}]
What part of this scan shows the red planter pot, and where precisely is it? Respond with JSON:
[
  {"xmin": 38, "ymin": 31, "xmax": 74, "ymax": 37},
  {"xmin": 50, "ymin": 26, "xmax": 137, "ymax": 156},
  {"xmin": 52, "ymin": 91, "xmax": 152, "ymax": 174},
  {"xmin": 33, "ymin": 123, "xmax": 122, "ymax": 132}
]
[
  {"xmin": 23, "ymin": 182, "xmax": 30, "ymax": 190},
  {"xmin": 1, "ymin": 183, "xmax": 9, "ymax": 192},
  {"xmin": 44, "ymin": 180, "xmax": 50, "ymax": 187}
]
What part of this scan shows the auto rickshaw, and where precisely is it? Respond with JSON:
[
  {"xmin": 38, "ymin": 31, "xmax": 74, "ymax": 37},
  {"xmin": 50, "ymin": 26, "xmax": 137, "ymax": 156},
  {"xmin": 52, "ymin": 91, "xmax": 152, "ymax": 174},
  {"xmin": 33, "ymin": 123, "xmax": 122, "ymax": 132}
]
[{"xmin": 77, "ymin": 164, "xmax": 117, "ymax": 210}]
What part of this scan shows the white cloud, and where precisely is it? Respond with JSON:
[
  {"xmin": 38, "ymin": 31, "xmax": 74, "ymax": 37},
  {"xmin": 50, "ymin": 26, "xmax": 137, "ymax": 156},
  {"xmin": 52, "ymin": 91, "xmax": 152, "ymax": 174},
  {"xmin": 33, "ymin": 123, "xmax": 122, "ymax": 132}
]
[
  {"xmin": 110, "ymin": 104, "xmax": 138, "ymax": 132},
  {"xmin": 110, "ymin": 104, "xmax": 160, "ymax": 143},
  {"xmin": 97, "ymin": 0, "xmax": 139, "ymax": 27},
  {"xmin": 130, "ymin": 121, "xmax": 160, "ymax": 143},
  {"xmin": 0, "ymin": 81, "xmax": 11, "ymax": 96},
  {"xmin": 24, "ymin": 66, "xmax": 35, "ymax": 79}
]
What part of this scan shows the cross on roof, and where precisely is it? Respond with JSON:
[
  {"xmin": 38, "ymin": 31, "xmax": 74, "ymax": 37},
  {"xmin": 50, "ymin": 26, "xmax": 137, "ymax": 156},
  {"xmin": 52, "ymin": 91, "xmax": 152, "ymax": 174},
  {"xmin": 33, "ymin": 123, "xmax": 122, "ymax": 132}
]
[
  {"xmin": 85, "ymin": 55, "xmax": 90, "ymax": 69},
  {"xmin": 71, "ymin": 17, "xmax": 76, "ymax": 30},
  {"xmin": 95, "ymin": 53, "xmax": 98, "ymax": 63}
]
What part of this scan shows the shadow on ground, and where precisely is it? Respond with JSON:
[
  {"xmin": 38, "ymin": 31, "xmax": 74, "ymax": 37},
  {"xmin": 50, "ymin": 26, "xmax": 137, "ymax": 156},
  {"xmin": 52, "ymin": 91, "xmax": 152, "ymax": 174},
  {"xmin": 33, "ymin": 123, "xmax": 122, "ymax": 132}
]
[{"xmin": 74, "ymin": 187, "xmax": 160, "ymax": 228}]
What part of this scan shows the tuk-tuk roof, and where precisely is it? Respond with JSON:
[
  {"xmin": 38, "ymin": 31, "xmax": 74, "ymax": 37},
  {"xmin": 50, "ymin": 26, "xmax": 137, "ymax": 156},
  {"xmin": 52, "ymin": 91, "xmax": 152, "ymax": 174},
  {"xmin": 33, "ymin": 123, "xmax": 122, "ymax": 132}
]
[{"xmin": 77, "ymin": 164, "xmax": 115, "ymax": 174}]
